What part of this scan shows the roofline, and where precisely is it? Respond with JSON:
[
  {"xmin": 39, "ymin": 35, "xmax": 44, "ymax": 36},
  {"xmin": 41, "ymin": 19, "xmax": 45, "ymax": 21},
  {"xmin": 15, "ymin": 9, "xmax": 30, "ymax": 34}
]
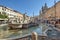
[
  {"xmin": 0, "ymin": 5, "xmax": 23, "ymax": 15},
  {"xmin": 44, "ymin": 1, "xmax": 60, "ymax": 13}
]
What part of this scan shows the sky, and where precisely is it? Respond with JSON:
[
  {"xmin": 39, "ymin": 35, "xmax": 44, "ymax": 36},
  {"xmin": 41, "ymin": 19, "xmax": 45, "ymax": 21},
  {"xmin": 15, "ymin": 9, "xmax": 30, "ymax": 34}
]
[{"xmin": 0, "ymin": 0, "xmax": 59, "ymax": 17}]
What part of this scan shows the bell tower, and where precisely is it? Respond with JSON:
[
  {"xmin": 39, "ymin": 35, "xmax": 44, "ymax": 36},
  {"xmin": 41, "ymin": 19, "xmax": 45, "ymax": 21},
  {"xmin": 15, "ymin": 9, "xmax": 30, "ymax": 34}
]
[{"xmin": 42, "ymin": 3, "xmax": 48, "ymax": 14}]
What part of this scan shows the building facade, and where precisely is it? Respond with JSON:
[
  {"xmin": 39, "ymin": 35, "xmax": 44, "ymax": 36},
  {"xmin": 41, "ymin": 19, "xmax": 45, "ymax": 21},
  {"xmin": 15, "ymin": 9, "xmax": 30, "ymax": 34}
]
[
  {"xmin": 44, "ymin": 1, "xmax": 60, "ymax": 20},
  {"xmin": 39, "ymin": 1, "xmax": 60, "ymax": 21},
  {"xmin": 0, "ymin": 5, "xmax": 31, "ymax": 24}
]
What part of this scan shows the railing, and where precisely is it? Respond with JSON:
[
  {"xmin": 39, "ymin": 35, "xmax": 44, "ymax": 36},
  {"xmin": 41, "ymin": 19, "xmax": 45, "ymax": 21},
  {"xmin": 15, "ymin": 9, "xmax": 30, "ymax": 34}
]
[
  {"xmin": 1, "ymin": 32, "xmax": 60, "ymax": 40},
  {"xmin": 11, "ymin": 35, "xmax": 60, "ymax": 40}
]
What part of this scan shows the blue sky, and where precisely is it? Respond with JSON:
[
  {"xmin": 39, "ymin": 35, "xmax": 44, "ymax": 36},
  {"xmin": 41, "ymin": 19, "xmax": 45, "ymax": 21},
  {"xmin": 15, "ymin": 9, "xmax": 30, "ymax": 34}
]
[{"xmin": 0, "ymin": 0, "xmax": 59, "ymax": 16}]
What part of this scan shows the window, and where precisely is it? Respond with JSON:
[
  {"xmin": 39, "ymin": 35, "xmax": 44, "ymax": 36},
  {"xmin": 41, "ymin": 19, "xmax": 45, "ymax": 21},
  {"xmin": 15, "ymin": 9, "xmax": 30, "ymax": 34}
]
[
  {"xmin": 2, "ymin": 12, "xmax": 6, "ymax": 15},
  {"xmin": 2, "ymin": 7, "xmax": 6, "ymax": 11},
  {"xmin": 2, "ymin": 8, "xmax": 4, "ymax": 10},
  {"xmin": 0, "ymin": 12, "xmax": 1, "ymax": 14},
  {"xmin": 4, "ymin": 8, "xmax": 6, "ymax": 11},
  {"xmin": 21, "ymin": 19, "xmax": 22, "ymax": 21}
]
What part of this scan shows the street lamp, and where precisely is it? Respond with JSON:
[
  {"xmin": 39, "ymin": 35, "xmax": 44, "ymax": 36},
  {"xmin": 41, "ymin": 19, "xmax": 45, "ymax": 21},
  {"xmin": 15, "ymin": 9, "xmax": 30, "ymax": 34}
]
[
  {"xmin": 54, "ymin": 0, "xmax": 56, "ymax": 18},
  {"xmin": 54, "ymin": 0, "xmax": 56, "ymax": 27}
]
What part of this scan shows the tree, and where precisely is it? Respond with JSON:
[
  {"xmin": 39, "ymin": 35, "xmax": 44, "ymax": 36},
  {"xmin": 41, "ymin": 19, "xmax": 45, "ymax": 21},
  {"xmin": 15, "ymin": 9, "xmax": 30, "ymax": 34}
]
[{"xmin": 0, "ymin": 12, "xmax": 8, "ymax": 19}]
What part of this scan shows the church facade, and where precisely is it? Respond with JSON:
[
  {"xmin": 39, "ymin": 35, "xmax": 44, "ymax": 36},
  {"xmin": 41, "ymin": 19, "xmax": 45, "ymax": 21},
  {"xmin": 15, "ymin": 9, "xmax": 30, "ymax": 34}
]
[{"xmin": 39, "ymin": 1, "xmax": 60, "ymax": 21}]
